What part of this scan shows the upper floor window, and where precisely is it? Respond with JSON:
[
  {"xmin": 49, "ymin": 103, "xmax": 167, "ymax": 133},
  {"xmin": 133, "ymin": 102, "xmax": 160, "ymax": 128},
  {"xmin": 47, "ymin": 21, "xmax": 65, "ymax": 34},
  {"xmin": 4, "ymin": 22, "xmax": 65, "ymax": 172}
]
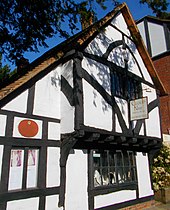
[
  {"xmin": 111, "ymin": 72, "xmax": 142, "ymax": 100},
  {"xmin": 93, "ymin": 150, "xmax": 137, "ymax": 188}
]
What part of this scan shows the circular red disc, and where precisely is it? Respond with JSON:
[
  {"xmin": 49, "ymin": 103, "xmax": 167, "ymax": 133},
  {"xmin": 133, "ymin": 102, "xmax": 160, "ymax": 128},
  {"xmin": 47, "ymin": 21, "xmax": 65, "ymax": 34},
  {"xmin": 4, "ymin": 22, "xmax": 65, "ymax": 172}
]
[{"xmin": 18, "ymin": 119, "xmax": 39, "ymax": 137}]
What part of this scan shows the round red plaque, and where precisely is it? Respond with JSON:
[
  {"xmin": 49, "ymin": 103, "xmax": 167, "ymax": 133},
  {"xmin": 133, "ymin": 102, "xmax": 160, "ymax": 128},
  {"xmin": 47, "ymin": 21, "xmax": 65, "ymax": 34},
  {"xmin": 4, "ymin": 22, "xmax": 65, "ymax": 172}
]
[{"xmin": 18, "ymin": 119, "xmax": 39, "ymax": 137}]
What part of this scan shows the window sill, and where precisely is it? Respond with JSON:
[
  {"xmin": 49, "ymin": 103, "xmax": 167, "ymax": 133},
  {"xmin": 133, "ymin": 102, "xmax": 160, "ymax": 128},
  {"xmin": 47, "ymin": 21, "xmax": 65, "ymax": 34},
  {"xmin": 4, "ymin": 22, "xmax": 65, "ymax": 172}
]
[{"xmin": 92, "ymin": 181, "xmax": 138, "ymax": 196}]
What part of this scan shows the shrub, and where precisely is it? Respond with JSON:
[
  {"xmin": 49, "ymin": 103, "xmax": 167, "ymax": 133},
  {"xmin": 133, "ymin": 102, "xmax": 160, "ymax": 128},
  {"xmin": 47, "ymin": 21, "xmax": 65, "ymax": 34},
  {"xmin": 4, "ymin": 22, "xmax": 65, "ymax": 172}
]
[{"xmin": 152, "ymin": 142, "xmax": 170, "ymax": 191}]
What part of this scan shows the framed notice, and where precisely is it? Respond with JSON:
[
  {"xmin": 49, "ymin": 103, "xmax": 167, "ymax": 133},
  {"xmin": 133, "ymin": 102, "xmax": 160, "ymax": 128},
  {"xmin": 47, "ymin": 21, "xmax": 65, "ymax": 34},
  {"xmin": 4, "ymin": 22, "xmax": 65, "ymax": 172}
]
[{"xmin": 130, "ymin": 97, "xmax": 148, "ymax": 121}]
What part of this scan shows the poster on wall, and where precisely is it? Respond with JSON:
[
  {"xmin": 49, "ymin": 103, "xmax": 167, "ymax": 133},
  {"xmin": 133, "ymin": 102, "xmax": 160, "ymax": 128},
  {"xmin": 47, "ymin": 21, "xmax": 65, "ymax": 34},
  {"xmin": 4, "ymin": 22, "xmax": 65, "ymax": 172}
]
[
  {"xmin": 8, "ymin": 150, "xmax": 24, "ymax": 190},
  {"xmin": 130, "ymin": 97, "xmax": 148, "ymax": 121},
  {"xmin": 27, "ymin": 149, "xmax": 39, "ymax": 188},
  {"xmin": 8, "ymin": 149, "xmax": 39, "ymax": 190}
]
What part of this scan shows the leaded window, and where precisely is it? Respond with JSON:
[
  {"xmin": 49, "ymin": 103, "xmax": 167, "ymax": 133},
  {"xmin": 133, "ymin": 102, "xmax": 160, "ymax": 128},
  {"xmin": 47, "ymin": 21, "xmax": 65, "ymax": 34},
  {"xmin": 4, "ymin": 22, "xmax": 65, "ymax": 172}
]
[
  {"xmin": 93, "ymin": 150, "xmax": 137, "ymax": 188},
  {"xmin": 111, "ymin": 72, "xmax": 142, "ymax": 100}
]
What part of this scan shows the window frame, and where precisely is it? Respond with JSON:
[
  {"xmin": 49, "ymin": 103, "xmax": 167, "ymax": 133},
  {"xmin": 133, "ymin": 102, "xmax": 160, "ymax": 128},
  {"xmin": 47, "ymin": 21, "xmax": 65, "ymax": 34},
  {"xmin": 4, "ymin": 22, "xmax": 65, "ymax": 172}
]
[
  {"xmin": 91, "ymin": 149, "xmax": 137, "ymax": 193},
  {"xmin": 8, "ymin": 147, "xmax": 40, "ymax": 191},
  {"xmin": 111, "ymin": 70, "xmax": 142, "ymax": 100}
]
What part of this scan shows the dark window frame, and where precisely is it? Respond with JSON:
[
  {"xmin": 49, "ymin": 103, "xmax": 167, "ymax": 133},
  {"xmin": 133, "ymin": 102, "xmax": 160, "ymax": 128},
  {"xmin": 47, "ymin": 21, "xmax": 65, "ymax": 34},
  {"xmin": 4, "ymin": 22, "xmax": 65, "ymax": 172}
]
[
  {"xmin": 8, "ymin": 146, "xmax": 40, "ymax": 191},
  {"xmin": 111, "ymin": 71, "xmax": 142, "ymax": 100},
  {"xmin": 92, "ymin": 150, "xmax": 137, "ymax": 192}
]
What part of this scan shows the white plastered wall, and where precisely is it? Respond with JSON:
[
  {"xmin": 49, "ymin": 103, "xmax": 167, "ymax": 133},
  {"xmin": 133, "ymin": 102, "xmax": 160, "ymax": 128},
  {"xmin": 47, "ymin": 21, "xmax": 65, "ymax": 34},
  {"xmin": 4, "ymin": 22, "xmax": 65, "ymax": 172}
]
[
  {"xmin": 143, "ymin": 84, "xmax": 161, "ymax": 138},
  {"xmin": 60, "ymin": 92, "xmax": 75, "ymax": 134},
  {"xmin": 65, "ymin": 150, "xmax": 88, "ymax": 210},
  {"xmin": 46, "ymin": 147, "xmax": 60, "ymax": 187},
  {"xmin": 136, "ymin": 152, "xmax": 153, "ymax": 198},
  {"xmin": 83, "ymin": 79, "xmax": 112, "ymax": 131},
  {"xmin": 0, "ymin": 145, "xmax": 4, "ymax": 182},
  {"xmin": 115, "ymin": 97, "xmax": 129, "ymax": 130},
  {"xmin": 7, "ymin": 197, "xmax": 39, "ymax": 210},
  {"xmin": 111, "ymin": 13, "xmax": 131, "ymax": 37},
  {"xmin": 85, "ymin": 25, "xmax": 122, "ymax": 56},
  {"xmin": 33, "ymin": 66, "xmax": 61, "ymax": 119},
  {"xmin": 125, "ymin": 37, "xmax": 153, "ymax": 84},
  {"xmin": 60, "ymin": 60, "xmax": 75, "ymax": 134},
  {"xmin": 94, "ymin": 190, "xmax": 136, "ymax": 209},
  {"xmin": 48, "ymin": 122, "xmax": 60, "ymax": 140},
  {"xmin": 1, "ymin": 90, "xmax": 28, "ymax": 113},
  {"xmin": 82, "ymin": 57, "xmax": 111, "ymax": 94},
  {"xmin": 0, "ymin": 114, "xmax": 7, "ymax": 136},
  {"xmin": 61, "ymin": 60, "xmax": 73, "ymax": 87},
  {"xmin": 45, "ymin": 195, "xmax": 63, "ymax": 210}
]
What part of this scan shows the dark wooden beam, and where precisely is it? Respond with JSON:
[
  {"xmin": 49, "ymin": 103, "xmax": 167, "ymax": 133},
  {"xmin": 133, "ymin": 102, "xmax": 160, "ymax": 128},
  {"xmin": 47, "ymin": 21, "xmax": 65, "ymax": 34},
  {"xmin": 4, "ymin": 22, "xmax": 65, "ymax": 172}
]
[
  {"xmin": 105, "ymin": 136, "xmax": 115, "ymax": 142},
  {"xmin": 85, "ymin": 133, "xmax": 100, "ymax": 142},
  {"xmin": 116, "ymin": 136, "xmax": 126, "ymax": 144}
]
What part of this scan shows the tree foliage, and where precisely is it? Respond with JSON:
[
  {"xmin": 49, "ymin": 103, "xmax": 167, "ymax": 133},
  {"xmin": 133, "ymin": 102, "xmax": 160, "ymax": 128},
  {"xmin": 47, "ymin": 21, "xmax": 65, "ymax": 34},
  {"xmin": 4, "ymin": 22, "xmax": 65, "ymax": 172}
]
[
  {"xmin": 0, "ymin": 0, "xmax": 169, "ymax": 64},
  {"xmin": 140, "ymin": 0, "xmax": 170, "ymax": 19},
  {"xmin": 0, "ymin": 0, "xmax": 119, "ymax": 63},
  {"xmin": 0, "ymin": 54, "xmax": 11, "ymax": 82}
]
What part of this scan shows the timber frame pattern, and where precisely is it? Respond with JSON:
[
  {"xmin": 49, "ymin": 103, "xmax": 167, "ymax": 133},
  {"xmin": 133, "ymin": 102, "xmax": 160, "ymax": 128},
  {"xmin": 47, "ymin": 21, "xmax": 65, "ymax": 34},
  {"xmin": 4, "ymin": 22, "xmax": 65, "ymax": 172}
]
[{"xmin": 0, "ymin": 3, "xmax": 166, "ymax": 210}]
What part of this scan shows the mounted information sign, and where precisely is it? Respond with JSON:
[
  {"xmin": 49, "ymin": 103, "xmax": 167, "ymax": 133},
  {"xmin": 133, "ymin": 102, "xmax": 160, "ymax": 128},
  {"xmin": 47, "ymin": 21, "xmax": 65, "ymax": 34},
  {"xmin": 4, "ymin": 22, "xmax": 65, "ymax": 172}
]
[{"xmin": 130, "ymin": 97, "xmax": 148, "ymax": 121}]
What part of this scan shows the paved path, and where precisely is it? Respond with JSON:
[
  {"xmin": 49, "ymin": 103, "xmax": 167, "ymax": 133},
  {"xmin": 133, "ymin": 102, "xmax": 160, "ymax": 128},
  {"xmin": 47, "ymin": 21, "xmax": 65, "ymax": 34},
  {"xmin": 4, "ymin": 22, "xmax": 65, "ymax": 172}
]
[{"xmin": 145, "ymin": 203, "xmax": 170, "ymax": 210}]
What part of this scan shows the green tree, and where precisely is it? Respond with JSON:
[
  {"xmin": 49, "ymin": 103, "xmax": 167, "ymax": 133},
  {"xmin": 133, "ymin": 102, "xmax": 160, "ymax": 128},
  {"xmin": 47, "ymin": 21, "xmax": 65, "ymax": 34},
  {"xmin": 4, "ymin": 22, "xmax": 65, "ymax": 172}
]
[
  {"xmin": 0, "ymin": 0, "xmax": 169, "ymax": 64},
  {"xmin": 140, "ymin": 0, "xmax": 170, "ymax": 19},
  {"xmin": 0, "ymin": 54, "xmax": 11, "ymax": 82}
]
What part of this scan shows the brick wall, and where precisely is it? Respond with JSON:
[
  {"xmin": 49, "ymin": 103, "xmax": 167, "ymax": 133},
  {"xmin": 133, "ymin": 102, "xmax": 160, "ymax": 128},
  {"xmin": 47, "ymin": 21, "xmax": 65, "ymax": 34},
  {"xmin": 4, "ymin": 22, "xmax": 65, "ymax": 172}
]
[{"xmin": 153, "ymin": 54, "xmax": 170, "ymax": 134}]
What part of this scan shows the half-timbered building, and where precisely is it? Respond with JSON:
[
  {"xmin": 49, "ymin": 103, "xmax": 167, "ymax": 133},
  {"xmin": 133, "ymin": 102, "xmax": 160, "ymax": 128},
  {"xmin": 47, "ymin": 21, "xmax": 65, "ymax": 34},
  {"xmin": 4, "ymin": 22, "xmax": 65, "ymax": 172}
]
[{"xmin": 0, "ymin": 3, "xmax": 167, "ymax": 210}]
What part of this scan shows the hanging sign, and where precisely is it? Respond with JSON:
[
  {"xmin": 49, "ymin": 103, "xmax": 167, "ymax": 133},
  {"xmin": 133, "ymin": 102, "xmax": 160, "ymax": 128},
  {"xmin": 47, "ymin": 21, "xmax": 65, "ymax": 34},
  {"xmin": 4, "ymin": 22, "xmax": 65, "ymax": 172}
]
[{"xmin": 130, "ymin": 97, "xmax": 148, "ymax": 121}]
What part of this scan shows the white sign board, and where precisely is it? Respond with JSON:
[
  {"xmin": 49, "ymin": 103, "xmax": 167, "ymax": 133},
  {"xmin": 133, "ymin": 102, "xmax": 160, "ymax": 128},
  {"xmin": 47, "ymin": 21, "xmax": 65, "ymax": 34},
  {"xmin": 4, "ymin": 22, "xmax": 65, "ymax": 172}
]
[{"xmin": 130, "ymin": 97, "xmax": 148, "ymax": 121}]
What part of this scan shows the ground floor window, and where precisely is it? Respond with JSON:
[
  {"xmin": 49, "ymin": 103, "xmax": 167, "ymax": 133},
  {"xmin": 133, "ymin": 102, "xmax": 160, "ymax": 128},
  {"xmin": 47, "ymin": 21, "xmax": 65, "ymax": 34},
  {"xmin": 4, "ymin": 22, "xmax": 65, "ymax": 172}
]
[
  {"xmin": 8, "ymin": 148, "xmax": 39, "ymax": 190},
  {"xmin": 93, "ymin": 150, "xmax": 137, "ymax": 188}
]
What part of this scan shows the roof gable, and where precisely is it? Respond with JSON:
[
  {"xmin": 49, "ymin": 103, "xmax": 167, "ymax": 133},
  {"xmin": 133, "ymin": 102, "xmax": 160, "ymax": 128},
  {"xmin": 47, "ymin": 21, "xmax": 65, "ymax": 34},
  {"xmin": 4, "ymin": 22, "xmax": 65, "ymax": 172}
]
[
  {"xmin": 137, "ymin": 15, "xmax": 170, "ymax": 25},
  {"xmin": 0, "ymin": 3, "xmax": 167, "ymax": 106}
]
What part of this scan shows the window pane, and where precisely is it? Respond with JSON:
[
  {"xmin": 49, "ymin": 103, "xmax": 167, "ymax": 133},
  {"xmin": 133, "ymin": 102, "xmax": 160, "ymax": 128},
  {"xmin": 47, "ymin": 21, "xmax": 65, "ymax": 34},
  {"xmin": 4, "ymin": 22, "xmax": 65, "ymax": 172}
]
[
  {"xmin": 116, "ymin": 151, "xmax": 124, "ymax": 183},
  {"xmin": 129, "ymin": 152, "xmax": 135, "ymax": 166},
  {"xmin": 117, "ymin": 167, "xmax": 124, "ymax": 183},
  {"xmin": 129, "ymin": 152, "xmax": 137, "ymax": 181},
  {"xmin": 115, "ymin": 73, "xmax": 120, "ymax": 96},
  {"xmin": 94, "ymin": 168, "xmax": 102, "ymax": 187},
  {"xmin": 109, "ymin": 167, "xmax": 116, "ymax": 184},
  {"xmin": 123, "ymin": 153, "xmax": 131, "ymax": 182},
  {"xmin": 93, "ymin": 150, "xmax": 137, "ymax": 188},
  {"xmin": 116, "ymin": 151, "xmax": 123, "ymax": 167},
  {"xmin": 93, "ymin": 151, "xmax": 102, "ymax": 187},
  {"xmin": 101, "ymin": 167, "xmax": 109, "ymax": 185},
  {"xmin": 127, "ymin": 80, "xmax": 131, "ymax": 99},
  {"xmin": 101, "ymin": 151, "xmax": 108, "ymax": 166},
  {"xmin": 109, "ymin": 152, "xmax": 115, "ymax": 166},
  {"xmin": 8, "ymin": 149, "xmax": 24, "ymax": 190},
  {"xmin": 93, "ymin": 151, "xmax": 100, "ymax": 167},
  {"xmin": 119, "ymin": 75, "xmax": 124, "ymax": 97},
  {"xmin": 26, "ymin": 149, "xmax": 39, "ymax": 188}
]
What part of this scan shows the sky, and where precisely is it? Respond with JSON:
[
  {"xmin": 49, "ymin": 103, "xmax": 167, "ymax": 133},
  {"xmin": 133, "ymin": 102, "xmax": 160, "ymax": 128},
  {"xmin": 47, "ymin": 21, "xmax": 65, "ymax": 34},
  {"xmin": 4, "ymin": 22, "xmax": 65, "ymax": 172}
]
[{"xmin": 4, "ymin": 0, "xmax": 170, "ymax": 70}]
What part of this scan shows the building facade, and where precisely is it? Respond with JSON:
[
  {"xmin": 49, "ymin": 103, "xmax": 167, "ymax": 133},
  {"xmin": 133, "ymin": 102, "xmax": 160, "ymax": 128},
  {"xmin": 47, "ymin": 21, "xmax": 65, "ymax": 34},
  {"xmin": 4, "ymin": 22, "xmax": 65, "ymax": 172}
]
[
  {"xmin": 0, "ymin": 3, "xmax": 166, "ymax": 210},
  {"xmin": 137, "ymin": 16, "xmax": 170, "ymax": 144}
]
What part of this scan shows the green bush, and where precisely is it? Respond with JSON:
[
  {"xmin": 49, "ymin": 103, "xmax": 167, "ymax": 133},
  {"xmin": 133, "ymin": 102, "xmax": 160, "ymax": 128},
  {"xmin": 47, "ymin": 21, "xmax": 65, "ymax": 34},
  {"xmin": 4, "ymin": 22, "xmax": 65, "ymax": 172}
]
[{"xmin": 152, "ymin": 142, "xmax": 170, "ymax": 191}]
